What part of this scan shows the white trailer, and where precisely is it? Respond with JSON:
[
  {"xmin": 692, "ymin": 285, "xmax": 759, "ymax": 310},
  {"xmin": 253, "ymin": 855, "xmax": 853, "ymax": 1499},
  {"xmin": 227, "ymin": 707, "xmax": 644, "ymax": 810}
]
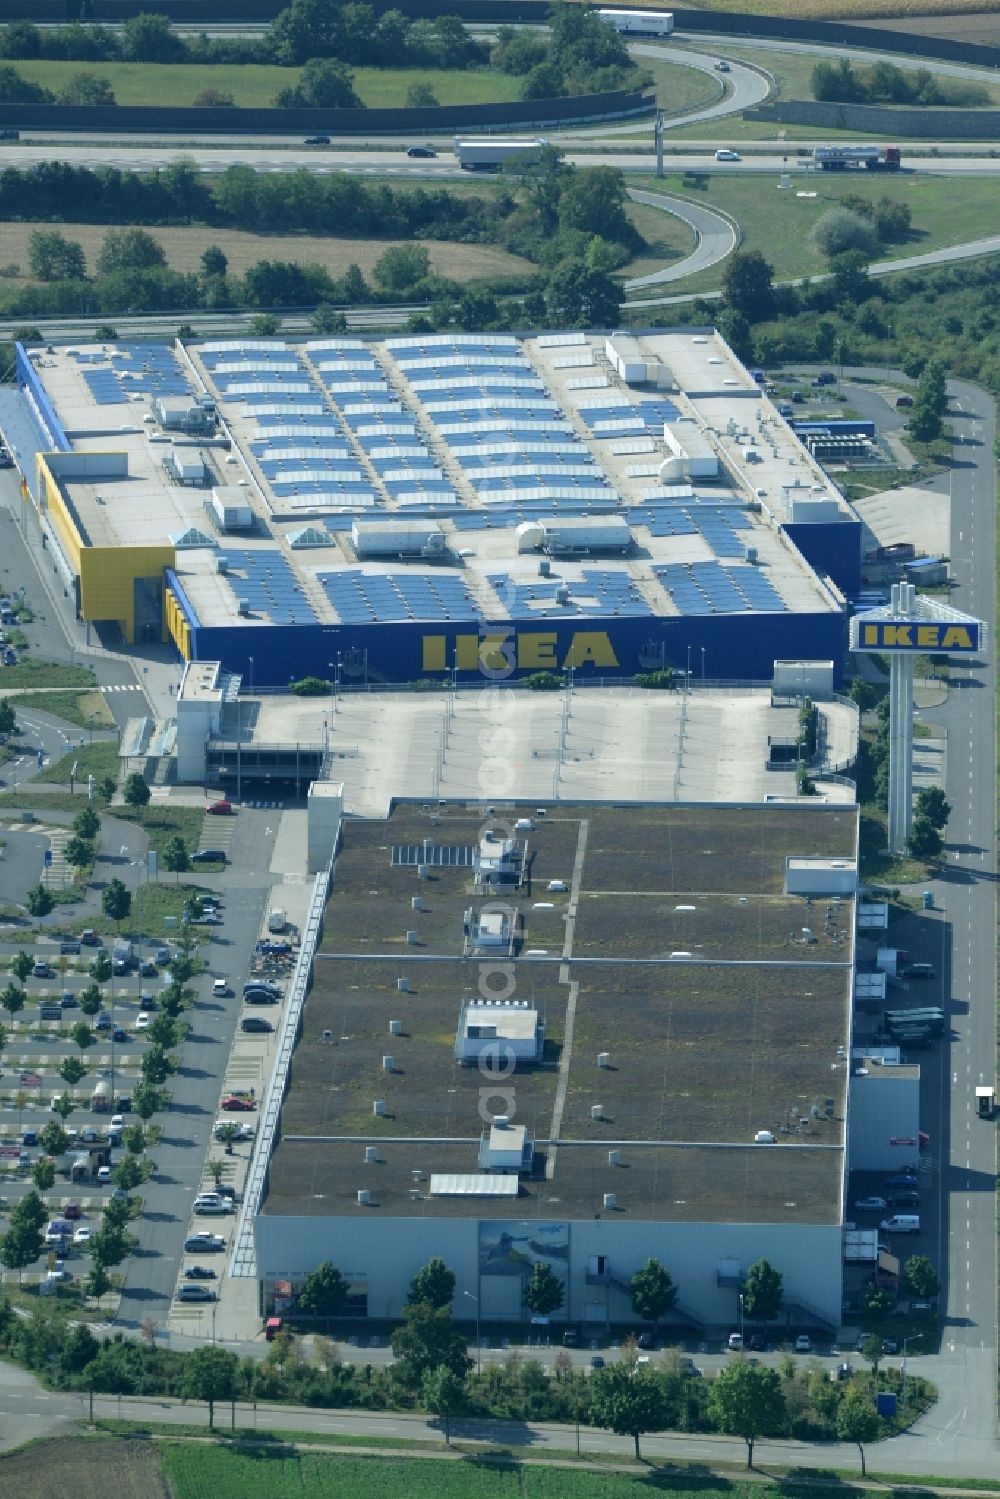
[
  {"xmin": 598, "ymin": 9, "xmax": 674, "ymax": 36},
  {"xmin": 453, "ymin": 137, "xmax": 549, "ymax": 172}
]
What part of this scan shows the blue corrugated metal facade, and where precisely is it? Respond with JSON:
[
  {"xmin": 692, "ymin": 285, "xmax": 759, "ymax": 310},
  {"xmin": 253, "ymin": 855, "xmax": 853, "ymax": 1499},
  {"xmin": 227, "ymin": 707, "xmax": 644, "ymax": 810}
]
[{"xmin": 188, "ymin": 609, "xmax": 846, "ymax": 687}]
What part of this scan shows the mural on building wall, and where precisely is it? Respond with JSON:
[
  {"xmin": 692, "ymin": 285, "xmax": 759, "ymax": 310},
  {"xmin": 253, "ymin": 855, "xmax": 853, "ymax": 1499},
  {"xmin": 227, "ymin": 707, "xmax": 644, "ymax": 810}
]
[{"xmin": 479, "ymin": 1220, "xmax": 569, "ymax": 1288}]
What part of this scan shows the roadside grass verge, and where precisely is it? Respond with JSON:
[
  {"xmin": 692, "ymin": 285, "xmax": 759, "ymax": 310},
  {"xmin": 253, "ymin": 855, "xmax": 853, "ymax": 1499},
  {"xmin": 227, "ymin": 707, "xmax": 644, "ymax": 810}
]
[
  {"xmin": 13, "ymin": 60, "xmax": 521, "ymax": 109},
  {"xmin": 0, "ymin": 661, "xmax": 97, "ymax": 691},
  {"xmin": 6, "ymin": 691, "xmax": 114, "ymax": 731},
  {"xmin": 626, "ymin": 171, "xmax": 1000, "ymax": 293},
  {"xmin": 112, "ymin": 802, "xmax": 208, "ymax": 860},
  {"xmin": 33, "ymin": 740, "xmax": 119, "ymax": 786}
]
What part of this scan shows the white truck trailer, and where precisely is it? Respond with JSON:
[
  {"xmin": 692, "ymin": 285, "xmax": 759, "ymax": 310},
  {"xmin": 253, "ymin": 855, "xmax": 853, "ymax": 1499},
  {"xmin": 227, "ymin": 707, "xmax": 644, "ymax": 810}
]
[
  {"xmin": 598, "ymin": 9, "xmax": 674, "ymax": 35},
  {"xmin": 453, "ymin": 137, "xmax": 549, "ymax": 171}
]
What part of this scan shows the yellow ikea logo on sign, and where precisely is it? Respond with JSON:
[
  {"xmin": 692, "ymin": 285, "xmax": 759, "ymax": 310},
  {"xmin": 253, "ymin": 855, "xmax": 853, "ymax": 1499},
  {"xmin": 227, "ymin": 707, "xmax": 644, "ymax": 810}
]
[
  {"xmin": 859, "ymin": 622, "xmax": 978, "ymax": 653},
  {"xmin": 422, "ymin": 630, "xmax": 620, "ymax": 673}
]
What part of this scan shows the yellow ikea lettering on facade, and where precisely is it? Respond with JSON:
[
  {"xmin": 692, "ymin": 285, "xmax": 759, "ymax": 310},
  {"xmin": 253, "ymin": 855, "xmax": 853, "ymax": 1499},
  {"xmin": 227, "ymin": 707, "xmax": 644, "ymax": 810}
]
[
  {"xmin": 860, "ymin": 622, "xmax": 975, "ymax": 652},
  {"xmin": 422, "ymin": 631, "xmax": 620, "ymax": 672}
]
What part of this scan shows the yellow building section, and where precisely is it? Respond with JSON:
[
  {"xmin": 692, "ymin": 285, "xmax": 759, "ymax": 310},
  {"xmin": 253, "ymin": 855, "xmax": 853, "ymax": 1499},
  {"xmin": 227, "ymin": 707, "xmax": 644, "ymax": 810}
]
[
  {"xmin": 36, "ymin": 453, "xmax": 175, "ymax": 644},
  {"xmin": 165, "ymin": 584, "xmax": 192, "ymax": 661}
]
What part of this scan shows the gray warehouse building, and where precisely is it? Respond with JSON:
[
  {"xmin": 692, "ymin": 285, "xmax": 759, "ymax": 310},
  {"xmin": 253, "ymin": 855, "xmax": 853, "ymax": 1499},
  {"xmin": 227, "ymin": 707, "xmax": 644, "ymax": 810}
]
[{"xmin": 254, "ymin": 800, "xmax": 862, "ymax": 1333}]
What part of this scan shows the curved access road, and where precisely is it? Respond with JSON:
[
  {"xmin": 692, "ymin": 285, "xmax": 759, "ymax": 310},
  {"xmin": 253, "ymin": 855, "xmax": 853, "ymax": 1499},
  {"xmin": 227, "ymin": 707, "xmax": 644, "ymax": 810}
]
[
  {"xmin": 624, "ymin": 188, "xmax": 737, "ymax": 291},
  {"xmin": 565, "ymin": 41, "xmax": 771, "ymax": 139}
]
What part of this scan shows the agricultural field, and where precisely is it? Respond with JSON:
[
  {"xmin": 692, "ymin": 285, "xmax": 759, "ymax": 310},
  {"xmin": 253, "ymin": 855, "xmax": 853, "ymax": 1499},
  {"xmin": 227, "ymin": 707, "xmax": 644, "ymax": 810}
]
[
  {"xmin": 0, "ymin": 1438, "xmax": 169, "ymax": 1499},
  {"xmin": 0, "ymin": 221, "xmax": 536, "ymax": 289},
  {"xmin": 625, "ymin": 170, "xmax": 1000, "ymax": 292},
  {"xmin": 13, "ymin": 60, "xmax": 521, "ymax": 110}
]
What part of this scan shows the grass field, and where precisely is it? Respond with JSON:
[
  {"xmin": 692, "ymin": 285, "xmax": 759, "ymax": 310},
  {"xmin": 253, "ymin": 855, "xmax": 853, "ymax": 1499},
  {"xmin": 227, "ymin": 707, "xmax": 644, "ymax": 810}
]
[
  {"xmin": 695, "ymin": 39, "xmax": 1000, "ymax": 106},
  {"xmin": 626, "ymin": 170, "xmax": 1000, "ymax": 292},
  {"xmin": 5, "ymin": 690, "xmax": 114, "ymax": 731},
  {"xmin": 33, "ymin": 739, "xmax": 119, "ymax": 785},
  {"xmin": 638, "ymin": 55, "xmax": 724, "ymax": 120},
  {"xmin": 14, "ymin": 60, "xmax": 522, "ymax": 110},
  {"xmin": 0, "ymin": 220, "xmax": 536, "ymax": 288},
  {"xmin": 0, "ymin": 660, "xmax": 96, "ymax": 691},
  {"xmin": 113, "ymin": 801, "xmax": 210, "ymax": 860}
]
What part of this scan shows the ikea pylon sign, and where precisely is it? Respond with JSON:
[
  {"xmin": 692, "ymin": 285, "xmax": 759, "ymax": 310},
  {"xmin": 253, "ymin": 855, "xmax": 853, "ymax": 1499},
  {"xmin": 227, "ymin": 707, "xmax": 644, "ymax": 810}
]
[{"xmin": 857, "ymin": 621, "xmax": 979, "ymax": 654}]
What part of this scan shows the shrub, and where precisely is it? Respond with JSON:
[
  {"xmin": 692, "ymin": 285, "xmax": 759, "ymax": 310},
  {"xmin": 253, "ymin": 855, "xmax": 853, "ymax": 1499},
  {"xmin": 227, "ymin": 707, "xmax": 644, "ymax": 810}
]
[{"xmin": 810, "ymin": 208, "xmax": 879, "ymax": 260}]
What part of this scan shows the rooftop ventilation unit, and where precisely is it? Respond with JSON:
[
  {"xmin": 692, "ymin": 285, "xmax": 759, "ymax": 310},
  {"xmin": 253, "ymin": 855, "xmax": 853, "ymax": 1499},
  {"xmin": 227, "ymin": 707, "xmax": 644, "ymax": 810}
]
[
  {"xmin": 608, "ymin": 1149, "xmax": 621, "ymax": 1166},
  {"xmin": 373, "ymin": 1099, "xmax": 386, "ymax": 1116},
  {"xmin": 411, "ymin": 897, "xmax": 424, "ymax": 912},
  {"xmin": 382, "ymin": 1055, "xmax": 394, "ymax": 1073},
  {"xmin": 365, "ymin": 1146, "xmax": 379, "ymax": 1163},
  {"xmin": 409, "ymin": 1188, "xmax": 422, "ymax": 1200},
  {"xmin": 406, "ymin": 930, "xmax": 418, "ymax": 945},
  {"xmin": 603, "ymin": 1193, "xmax": 617, "ymax": 1210},
  {"xmin": 357, "ymin": 1189, "xmax": 373, "ymax": 1206},
  {"xmin": 597, "ymin": 1052, "xmax": 611, "ymax": 1069},
  {"xmin": 397, "ymin": 977, "xmax": 409, "ymax": 993},
  {"xmin": 389, "ymin": 1020, "xmax": 402, "ymax": 1036},
  {"xmin": 591, "ymin": 1104, "xmax": 604, "ymax": 1121},
  {"xmin": 411, "ymin": 1169, "xmax": 424, "ymax": 1181}
]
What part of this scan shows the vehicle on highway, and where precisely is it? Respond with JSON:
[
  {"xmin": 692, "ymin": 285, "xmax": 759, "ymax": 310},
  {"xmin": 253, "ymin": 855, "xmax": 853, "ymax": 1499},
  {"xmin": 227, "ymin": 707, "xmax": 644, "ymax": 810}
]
[
  {"xmin": 714, "ymin": 148, "xmax": 741, "ymax": 161},
  {"xmin": 852, "ymin": 1196, "xmax": 887, "ymax": 1212},
  {"xmin": 407, "ymin": 145, "xmax": 437, "ymax": 158},
  {"xmin": 241, "ymin": 1015, "xmax": 274, "ymax": 1033},
  {"xmin": 185, "ymin": 1265, "xmax": 217, "ymax": 1280},
  {"xmin": 794, "ymin": 1334, "xmax": 813, "ymax": 1353},
  {"xmin": 303, "ymin": 134, "xmax": 330, "ymax": 145},
  {"xmin": 192, "ymin": 849, "xmax": 227, "ymax": 864},
  {"xmin": 207, "ymin": 800, "xmax": 234, "ymax": 815},
  {"xmin": 176, "ymin": 1283, "xmax": 217, "ymax": 1302},
  {"xmin": 715, "ymin": 60, "xmax": 730, "ymax": 71},
  {"xmin": 184, "ymin": 1232, "xmax": 226, "ymax": 1253},
  {"xmin": 221, "ymin": 1095, "xmax": 257, "ymax": 1111}
]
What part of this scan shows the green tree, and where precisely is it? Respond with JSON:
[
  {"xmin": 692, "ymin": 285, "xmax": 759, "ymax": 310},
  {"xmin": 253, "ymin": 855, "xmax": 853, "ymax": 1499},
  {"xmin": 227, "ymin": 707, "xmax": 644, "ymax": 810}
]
[
  {"xmin": 163, "ymin": 835, "xmax": 190, "ymax": 882},
  {"xmin": 741, "ymin": 1259, "xmax": 783, "ymax": 1328},
  {"xmin": 53, "ymin": 1093, "xmax": 74, "ymax": 1125},
  {"xmin": 421, "ymin": 1364, "xmax": 466, "ymax": 1444},
  {"xmin": 90, "ymin": 950, "xmax": 113, "ymax": 984},
  {"xmin": 903, "ymin": 1254, "xmax": 940, "ymax": 1299},
  {"xmin": 182, "ymin": 1345, "xmax": 239, "ymax": 1429},
  {"xmin": 58, "ymin": 73, "xmax": 116, "ymax": 106},
  {"xmin": 312, "ymin": 304, "xmax": 347, "ymax": 335},
  {"xmin": 860, "ymin": 1332, "xmax": 884, "ymax": 1377},
  {"xmin": 505, "ymin": 142, "xmax": 571, "ymax": 232},
  {"xmin": 39, "ymin": 1122, "xmax": 69, "ymax": 1157},
  {"xmin": 64, "ymin": 835, "xmax": 94, "ymax": 872},
  {"xmin": 810, "ymin": 207, "xmax": 879, "ymax": 259},
  {"xmin": 524, "ymin": 1261, "xmax": 564, "ymax": 1318},
  {"xmin": 31, "ymin": 1156, "xmax": 55, "ymax": 1191},
  {"xmin": 837, "ymin": 1385, "xmax": 880, "ymax": 1476},
  {"xmin": 96, "ymin": 229, "xmax": 166, "ymax": 277},
  {"xmin": 545, "ymin": 261, "xmax": 619, "ymax": 328},
  {"xmin": 140, "ymin": 1044, "xmax": 177, "ymax": 1086},
  {"xmin": 26, "ymin": 884, "xmax": 54, "ymax": 918},
  {"xmin": 120, "ymin": 11, "xmax": 184, "ymax": 63},
  {"xmin": 193, "ymin": 88, "xmax": 235, "ymax": 107},
  {"xmin": 97, "ymin": 776, "xmax": 117, "ymax": 801},
  {"xmin": 27, "ymin": 229, "xmax": 87, "ymax": 282},
  {"xmin": 408, "ymin": 1257, "xmax": 456, "ymax": 1310},
  {"xmin": 122, "ymin": 771, "xmax": 150, "ymax": 808},
  {"xmin": 0, "ymin": 1189, "xmax": 46, "ymax": 1280},
  {"xmin": 722, "ymin": 249, "xmax": 776, "ymax": 323},
  {"xmin": 102, "ymin": 878, "xmax": 131, "ymax": 925},
  {"xmin": 274, "ymin": 56, "xmax": 361, "ymax": 108},
  {"xmin": 0, "ymin": 64, "xmax": 53, "ymax": 104},
  {"xmin": 907, "ymin": 815, "xmax": 942, "ymax": 860},
  {"xmin": 123, "ymin": 1123, "xmax": 146, "ymax": 1157},
  {"xmin": 63, "ymin": 1322, "xmax": 100, "ymax": 1373},
  {"xmin": 708, "ymin": 1361, "xmax": 786, "ymax": 1469},
  {"xmin": 558, "ymin": 166, "xmax": 630, "ymax": 240},
  {"xmin": 914, "ymin": 786, "xmax": 950, "ymax": 831},
  {"xmin": 200, "ymin": 244, "xmax": 228, "ymax": 279},
  {"xmin": 216, "ymin": 1122, "xmax": 239, "ymax": 1155},
  {"xmin": 0, "ymin": 699, "xmax": 14, "ymax": 735},
  {"xmin": 12, "ymin": 950, "xmax": 32, "ymax": 983},
  {"xmin": 90, "ymin": 1222, "xmax": 130, "ymax": 1270},
  {"xmin": 248, "ymin": 313, "xmax": 281, "ymax": 336},
  {"xmin": 0, "ymin": 982, "xmax": 25, "ymax": 1024},
  {"xmin": 78, "ymin": 983, "xmax": 102, "ymax": 1019},
  {"xmin": 630, "ymin": 1258, "xmax": 677, "ymax": 1328},
  {"xmin": 863, "ymin": 1283, "xmax": 896, "ymax": 1321},
  {"xmin": 84, "ymin": 1261, "xmax": 112, "ymax": 1302},
  {"xmin": 372, "ymin": 244, "xmax": 431, "ymax": 295},
  {"xmin": 406, "ymin": 83, "xmax": 439, "ymax": 107},
  {"xmin": 298, "ymin": 1259, "xmax": 348, "ymax": 1318},
  {"xmin": 268, "ymin": 0, "xmax": 342, "ymax": 65},
  {"xmin": 59, "ymin": 1055, "xmax": 87, "ymax": 1088},
  {"xmin": 391, "ymin": 1301, "xmax": 472, "ymax": 1384},
  {"xmin": 73, "ymin": 805, "xmax": 100, "ymax": 840},
  {"xmin": 113, "ymin": 1155, "xmax": 143, "ymax": 1193},
  {"xmin": 132, "ymin": 1080, "xmax": 164, "ymax": 1121},
  {"xmin": 589, "ymin": 1354, "xmax": 668, "ymax": 1461}
]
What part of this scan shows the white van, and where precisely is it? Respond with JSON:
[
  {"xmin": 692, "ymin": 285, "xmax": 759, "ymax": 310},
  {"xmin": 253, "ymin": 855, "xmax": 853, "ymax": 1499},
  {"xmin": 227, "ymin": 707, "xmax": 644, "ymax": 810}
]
[{"xmin": 880, "ymin": 1214, "xmax": 920, "ymax": 1234}]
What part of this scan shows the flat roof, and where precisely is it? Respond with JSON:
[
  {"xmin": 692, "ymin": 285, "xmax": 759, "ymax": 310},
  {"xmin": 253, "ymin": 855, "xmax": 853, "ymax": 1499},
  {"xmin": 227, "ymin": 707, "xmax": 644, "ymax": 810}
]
[
  {"xmin": 25, "ymin": 333, "xmax": 848, "ymax": 633},
  {"xmin": 263, "ymin": 800, "xmax": 856, "ymax": 1224}
]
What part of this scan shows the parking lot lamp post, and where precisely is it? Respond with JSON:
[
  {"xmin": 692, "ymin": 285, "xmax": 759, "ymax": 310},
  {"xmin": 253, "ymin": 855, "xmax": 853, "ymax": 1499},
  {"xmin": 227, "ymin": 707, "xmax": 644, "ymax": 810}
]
[
  {"xmin": 739, "ymin": 1292, "xmax": 745, "ymax": 1346},
  {"xmin": 464, "ymin": 1289, "xmax": 481, "ymax": 1374},
  {"xmin": 901, "ymin": 1335, "xmax": 916, "ymax": 1406}
]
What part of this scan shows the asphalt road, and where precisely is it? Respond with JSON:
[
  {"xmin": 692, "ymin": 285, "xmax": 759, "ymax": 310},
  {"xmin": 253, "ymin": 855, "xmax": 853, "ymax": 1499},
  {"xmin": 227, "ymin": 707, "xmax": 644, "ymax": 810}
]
[{"xmin": 624, "ymin": 188, "xmax": 736, "ymax": 289}]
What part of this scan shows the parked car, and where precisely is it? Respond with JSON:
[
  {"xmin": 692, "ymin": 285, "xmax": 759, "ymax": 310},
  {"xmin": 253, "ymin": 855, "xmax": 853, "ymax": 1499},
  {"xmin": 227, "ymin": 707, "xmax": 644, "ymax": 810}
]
[
  {"xmin": 884, "ymin": 1172, "xmax": 918, "ymax": 1187},
  {"xmin": 63, "ymin": 1201, "xmax": 82, "ymax": 1220},
  {"xmin": 61, "ymin": 992, "xmax": 79, "ymax": 1009},
  {"xmin": 832, "ymin": 1362, "xmax": 853, "ymax": 1382},
  {"xmin": 794, "ymin": 1334, "xmax": 813, "ymax": 1353},
  {"xmin": 212, "ymin": 980, "xmax": 230, "ymax": 998},
  {"xmin": 895, "ymin": 394, "xmax": 914, "ymax": 408},
  {"xmin": 32, "ymin": 960, "xmax": 53, "ymax": 978},
  {"xmin": 134, "ymin": 1012, "xmax": 150, "ymax": 1031},
  {"xmin": 890, "ymin": 1190, "xmax": 921, "ymax": 1208},
  {"xmin": 589, "ymin": 1355, "xmax": 605, "ymax": 1369},
  {"xmin": 21, "ymin": 1129, "xmax": 37, "ymax": 1146},
  {"xmin": 678, "ymin": 1356, "xmax": 702, "ymax": 1376},
  {"xmin": 206, "ymin": 800, "xmax": 233, "ymax": 815},
  {"xmin": 303, "ymin": 134, "xmax": 330, "ymax": 145},
  {"xmin": 80, "ymin": 929, "xmax": 102, "ymax": 947},
  {"xmin": 97, "ymin": 1165, "xmax": 112, "ymax": 1183},
  {"xmin": 221, "ymin": 1095, "xmax": 257, "ymax": 1111},
  {"xmin": 192, "ymin": 850, "xmax": 227, "ymax": 863},
  {"xmin": 727, "ymin": 1332, "xmax": 743, "ymax": 1351},
  {"xmin": 882, "ymin": 1336, "xmax": 900, "ymax": 1354},
  {"xmin": 407, "ymin": 145, "xmax": 437, "ymax": 158},
  {"xmin": 241, "ymin": 1015, "xmax": 274, "ymax": 1033},
  {"xmin": 176, "ymin": 1283, "xmax": 217, "ymax": 1302},
  {"xmin": 139, "ymin": 959, "xmax": 157, "ymax": 977},
  {"xmin": 197, "ymin": 912, "xmax": 223, "ymax": 926},
  {"xmin": 244, "ymin": 980, "xmax": 281, "ymax": 1000},
  {"xmin": 96, "ymin": 1011, "xmax": 112, "ymax": 1030},
  {"xmin": 853, "ymin": 1196, "xmax": 888, "ymax": 1212},
  {"xmin": 154, "ymin": 946, "xmax": 171, "ymax": 964},
  {"xmin": 185, "ymin": 1265, "xmax": 217, "ymax": 1280},
  {"xmin": 111, "ymin": 1027, "xmax": 128, "ymax": 1043},
  {"xmin": 73, "ymin": 1226, "xmax": 92, "ymax": 1246},
  {"xmin": 184, "ymin": 1232, "xmax": 225, "ymax": 1253},
  {"xmin": 60, "ymin": 939, "xmax": 81, "ymax": 955},
  {"xmin": 244, "ymin": 989, "xmax": 280, "ymax": 1006}
]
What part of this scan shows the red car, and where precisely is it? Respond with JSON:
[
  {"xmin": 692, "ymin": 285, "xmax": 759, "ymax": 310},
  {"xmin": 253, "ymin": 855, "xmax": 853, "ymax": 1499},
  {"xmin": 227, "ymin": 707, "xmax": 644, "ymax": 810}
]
[
  {"xmin": 207, "ymin": 800, "xmax": 233, "ymax": 815},
  {"xmin": 63, "ymin": 1201, "xmax": 82, "ymax": 1220},
  {"xmin": 221, "ymin": 1096, "xmax": 256, "ymax": 1112}
]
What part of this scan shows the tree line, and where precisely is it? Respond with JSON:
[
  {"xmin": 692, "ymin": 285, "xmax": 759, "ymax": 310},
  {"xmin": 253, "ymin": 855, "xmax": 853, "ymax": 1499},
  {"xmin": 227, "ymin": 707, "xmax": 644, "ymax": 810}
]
[
  {"xmin": 811, "ymin": 57, "xmax": 989, "ymax": 109},
  {"xmin": 0, "ymin": 1249, "xmax": 934, "ymax": 1469}
]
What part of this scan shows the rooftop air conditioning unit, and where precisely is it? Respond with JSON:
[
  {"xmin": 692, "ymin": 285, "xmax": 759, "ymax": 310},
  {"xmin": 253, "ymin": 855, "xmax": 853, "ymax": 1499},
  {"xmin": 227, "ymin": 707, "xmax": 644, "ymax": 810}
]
[
  {"xmin": 603, "ymin": 1193, "xmax": 617, "ymax": 1210},
  {"xmin": 365, "ymin": 1146, "xmax": 379, "ymax": 1163},
  {"xmin": 357, "ymin": 1189, "xmax": 373, "ymax": 1206},
  {"xmin": 591, "ymin": 1104, "xmax": 603, "ymax": 1121}
]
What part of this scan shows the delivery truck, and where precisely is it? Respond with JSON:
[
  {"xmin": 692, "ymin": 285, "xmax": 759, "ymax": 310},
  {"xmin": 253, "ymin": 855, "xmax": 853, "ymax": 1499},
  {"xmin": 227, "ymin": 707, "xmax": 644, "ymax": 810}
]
[{"xmin": 454, "ymin": 137, "xmax": 549, "ymax": 172}]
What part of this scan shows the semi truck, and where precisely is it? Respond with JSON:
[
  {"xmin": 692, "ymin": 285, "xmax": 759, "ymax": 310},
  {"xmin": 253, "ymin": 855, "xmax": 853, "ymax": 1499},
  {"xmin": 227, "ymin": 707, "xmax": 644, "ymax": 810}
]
[
  {"xmin": 454, "ymin": 137, "xmax": 549, "ymax": 172},
  {"xmin": 597, "ymin": 9, "xmax": 674, "ymax": 35},
  {"xmin": 814, "ymin": 145, "xmax": 901, "ymax": 172}
]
